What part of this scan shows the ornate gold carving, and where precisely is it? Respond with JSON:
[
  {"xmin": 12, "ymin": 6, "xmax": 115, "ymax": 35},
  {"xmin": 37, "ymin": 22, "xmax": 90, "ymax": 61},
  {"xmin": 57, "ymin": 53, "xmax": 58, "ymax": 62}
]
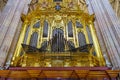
[
  {"xmin": 12, "ymin": 52, "xmax": 99, "ymax": 67},
  {"xmin": 11, "ymin": 0, "xmax": 105, "ymax": 67},
  {"xmin": 21, "ymin": 14, "xmax": 27, "ymax": 22}
]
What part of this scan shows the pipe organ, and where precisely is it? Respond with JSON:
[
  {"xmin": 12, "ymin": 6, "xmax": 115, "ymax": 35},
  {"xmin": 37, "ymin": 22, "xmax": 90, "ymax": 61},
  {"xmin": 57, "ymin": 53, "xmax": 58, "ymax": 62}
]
[{"xmin": 11, "ymin": 0, "xmax": 105, "ymax": 67}]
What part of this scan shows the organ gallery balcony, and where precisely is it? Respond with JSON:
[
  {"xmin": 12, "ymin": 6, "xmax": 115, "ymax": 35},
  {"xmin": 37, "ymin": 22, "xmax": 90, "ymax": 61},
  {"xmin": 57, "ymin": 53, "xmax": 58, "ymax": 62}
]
[
  {"xmin": 11, "ymin": 50, "xmax": 99, "ymax": 67},
  {"xmin": 12, "ymin": 54, "xmax": 99, "ymax": 67}
]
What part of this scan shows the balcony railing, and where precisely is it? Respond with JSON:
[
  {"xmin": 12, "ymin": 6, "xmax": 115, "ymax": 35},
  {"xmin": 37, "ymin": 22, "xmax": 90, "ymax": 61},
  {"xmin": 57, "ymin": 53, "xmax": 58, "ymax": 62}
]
[{"xmin": 11, "ymin": 52, "xmax": 99, "ymax": 67}]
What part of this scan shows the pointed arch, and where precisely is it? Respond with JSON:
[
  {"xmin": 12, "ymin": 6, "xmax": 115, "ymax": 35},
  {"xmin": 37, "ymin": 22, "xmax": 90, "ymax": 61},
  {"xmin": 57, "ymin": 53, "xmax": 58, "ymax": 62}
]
[
  {"xmin": 33, "ymin": 21, "xmax": 40, "ymax": 28},
  {"xmin": 68, "ymin": 21, "xmax": 73, "ymax": 37},
  {"xmin": 51, "ymin": 28, "xmax": 65, "ymax": 52},
  {"xmin": 78, "ymin": 32, "xmax": 86, "ymax": 47},
  {"xmin": 43, "ymin": 20, "xmax": 48, "ymax": 37},
  {"xmin": 29, "ymin": 32, "xmax": 38, "ymax": 47}
]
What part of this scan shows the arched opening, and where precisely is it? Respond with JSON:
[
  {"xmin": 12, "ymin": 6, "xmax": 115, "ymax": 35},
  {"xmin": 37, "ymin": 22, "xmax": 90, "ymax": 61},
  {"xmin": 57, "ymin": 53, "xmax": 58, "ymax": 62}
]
[
  {"xmin": 43, "ymin": 20, "xmax": 48, "ymax": 37},
  {"xmin": 51, "ymin": 28, "xmax": 65, "ymax": 52},
  {"xmin": 33, "ymin": 21, "xmax": 40, "ymax": 28},
  {"xmin": 78, "ymin": 32, "xmax": 86, "ymax": 47},
  {"xmin": 29, "ymin": 32, "xmax": 38, "ymax": 47},
  {"xmin": 68, "ymin": 21, "xmax": 73, "ymax": 37},
  {"xmin": 78, "ymin": 32, "xmax": 88, "ymax": 52}
]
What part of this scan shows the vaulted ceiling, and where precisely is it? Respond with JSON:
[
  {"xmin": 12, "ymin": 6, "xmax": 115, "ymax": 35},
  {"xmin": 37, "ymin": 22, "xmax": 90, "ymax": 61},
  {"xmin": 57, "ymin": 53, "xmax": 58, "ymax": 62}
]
[{"xmin": 0, "ymin": 0, "xmax": 120, "ymax": 19}]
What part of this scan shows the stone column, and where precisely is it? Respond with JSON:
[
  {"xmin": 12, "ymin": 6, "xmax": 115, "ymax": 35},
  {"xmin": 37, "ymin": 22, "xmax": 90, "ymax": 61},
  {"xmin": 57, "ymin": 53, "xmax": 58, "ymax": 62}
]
[
  {"xmin": 5, "ymin": 0, "xmax": 32, "ymax": 68},
  {"xmin": 0, "ymin": 10, "xmax": 1, "ymax": 16},
  {"xmin": 86, "ymin": 0, "xmax": 120, "ymax": 69},
  {"xmin": 0, "ymin": 0, "xmax": 31, "ymax": 68}
]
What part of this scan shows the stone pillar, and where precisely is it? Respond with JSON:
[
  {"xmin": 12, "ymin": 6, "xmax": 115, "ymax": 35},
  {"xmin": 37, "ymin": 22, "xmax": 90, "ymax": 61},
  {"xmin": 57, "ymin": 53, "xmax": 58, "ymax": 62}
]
[
  {"xmin": 0, "ymin": 10, "xmax": 1, "ymax": 16},
  {"xmin": 0, "ymin": 0, "xmax": 31, "ymax": 68},
  {"xmin": 86, "ymin": 0, "xmax": 120, "ymax": 69},
  {"xmin": 5, "ymin": 0, "xmax": 31, "ymax": 68}
]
